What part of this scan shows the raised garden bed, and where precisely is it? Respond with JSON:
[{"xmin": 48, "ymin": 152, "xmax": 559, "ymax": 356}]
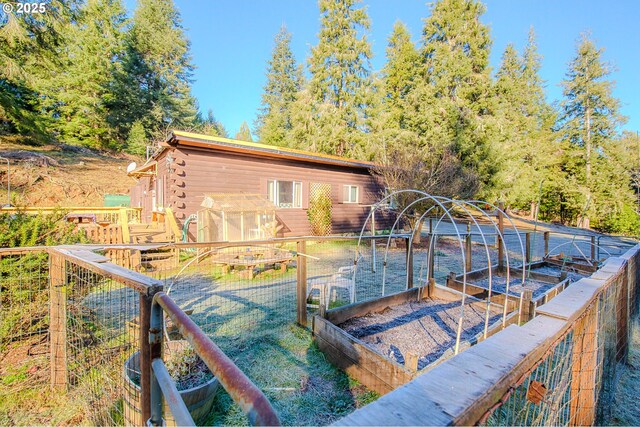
[
  {"xmin": 313, "ymin": 283, "xmax": 517, "ymax": 395},
  {"xmin": 445, "ymin": 261, "xmax": 589, "ymax": 321}
]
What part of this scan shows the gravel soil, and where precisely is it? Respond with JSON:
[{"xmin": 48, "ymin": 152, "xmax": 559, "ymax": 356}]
[
  {"xmin": 469, "ymin": 275, "xmax": 557, "ymax": 298},
  {"xmin": 339, "ymin": 298, "xmax": 502, "ymax": 370}
]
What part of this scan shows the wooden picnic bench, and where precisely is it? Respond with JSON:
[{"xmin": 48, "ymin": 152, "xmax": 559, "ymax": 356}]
[{"xmin": 210, "ymin": 246, "xmax": 293, "ymax": 279}]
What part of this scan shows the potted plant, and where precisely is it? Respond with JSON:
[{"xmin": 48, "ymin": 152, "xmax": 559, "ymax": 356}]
[{"xmin": 123, "ymin": 340, "xmax": 219, "ymax": 426}]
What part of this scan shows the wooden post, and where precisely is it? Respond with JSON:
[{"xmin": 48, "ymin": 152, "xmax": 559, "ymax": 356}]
[
  {"xmin": 296, "ymin": 240, "xmax": 308, "ymax": 326},
  {"xmin": 617, "ymin": 267, "xmax": 629, "ymax": 363},
  {"xmin": 569, "ymin": 301, "xmax": 599, "ymax": 426},
  {"xmin": 522, "ymin": 290, "xmax": 533, "ymax": 321},
  {"xmin": 428, "ymin": 236, "xmax": 435, "ymax": 280},
  {"xmin": 465, "ymin": 224, "xmax": 472, "ymax": 273},
  {"xmin": 497, "ymin": 201, "xmax": 504, "ymax": 270},
  {"xmin": 427, "ymin": 278, "xmax": 436, "ymax": 299},
  {"xmin": 525, "ymin": 232, "xmax": 531, "ymax": 264},
  {"xmin": 140, "ymin": 293, "xmax": 152, "ymax": 425},
  {"xmin": 371, "ymin": 207, "xmax": 376, "ymax": 273},
  {"xmin": 119, "ymin": 207, "xmax": 131, "ymax": 243},
  {"xmin": 590, "ymin": 235, "xmax": 596, "ymax": 262},
  {"xmin": 50, "ymin": 252, "xmax": 68, "ymax": 390},
  {"xmin": 406, "ymin": 237, "xmax": 414, "ymax": 289},
  {"xmin": 319, "ymin": 285, "xmax": 327, "ymax": 318},
  {"xmin": 544, "ymin": 231, "xmax": 550, "ymax": 258},
  {"xmin": 406, "ymin": 352, "xmax": 419, "ymax": 372}
]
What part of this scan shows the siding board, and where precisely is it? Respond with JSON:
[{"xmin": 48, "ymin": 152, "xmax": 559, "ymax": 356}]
[{"xmin": 132, "ymin": 145, "xmax": 389, "ymax": 240}]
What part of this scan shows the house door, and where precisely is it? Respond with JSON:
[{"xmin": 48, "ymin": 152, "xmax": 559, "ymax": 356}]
[{"xmin": 308, "ymin": 182, "xmax": 332, "ymax": 236}]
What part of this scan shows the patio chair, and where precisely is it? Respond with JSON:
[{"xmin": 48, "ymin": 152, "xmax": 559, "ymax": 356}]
[{"xmin": 307, "ymin": 265, "xmax": 355, "ymax": 307}]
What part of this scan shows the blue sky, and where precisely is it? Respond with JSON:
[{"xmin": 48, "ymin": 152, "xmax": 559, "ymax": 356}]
[{"xmin": 127, "ymin": 0, "xmax": 640, "ymax": 138}]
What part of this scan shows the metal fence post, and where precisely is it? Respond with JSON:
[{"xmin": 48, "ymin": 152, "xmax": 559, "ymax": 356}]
[
  {"xmin": 590, "ymin": 235, "xmax": 596, "ymax": 261},
  {"xmin": 296, "ymin": 240, "xmax": 307, "ymax": 326},
  {"xmin": 149, "ymin": 295, "xmax": 164, "ymax": 426},
  {"xmin": 525, "ymin": 232, "xmax": 531, "ymax": 264},
  {"xmin": 140, "ymin": 293, "xmax": 153, "ymax": 425},
  {"xmin": 49, "ymin": 251, "xmax": 68, "ymax": 390}
]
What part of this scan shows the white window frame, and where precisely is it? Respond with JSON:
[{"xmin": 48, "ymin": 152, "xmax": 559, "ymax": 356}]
[
  {"xmin": 268, "ymin": 179, "xmax": 302, "ymax": 208},
  {"xmin": 343, "ymin": 185, "xmax": 359, "ymax": 204}
]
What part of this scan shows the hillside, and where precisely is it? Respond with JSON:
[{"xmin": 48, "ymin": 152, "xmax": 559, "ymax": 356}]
[{"xmin": 0, "ymin": 138, "xmax": 140, "ymax": 207}]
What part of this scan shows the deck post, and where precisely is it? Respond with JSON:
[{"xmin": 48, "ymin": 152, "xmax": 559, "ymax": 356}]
[
  {"xmin": 49, "ymin": 251, "xmax": 68, "ymax": 390},
  {"xmin": 296, "ymin": 240, "xmax": 308, "ymax": 326},
  {"xmin": 119, "ymin": 207, "xmax": 131, "ymax": 243}
]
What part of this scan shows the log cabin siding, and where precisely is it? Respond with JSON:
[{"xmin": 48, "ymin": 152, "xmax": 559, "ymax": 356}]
[{"xmin": 160, "ymin": 146, "xmax": 383, "ymax": 239}]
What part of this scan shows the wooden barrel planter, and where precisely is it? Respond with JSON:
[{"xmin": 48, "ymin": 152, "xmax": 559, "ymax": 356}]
[{"xmin": 123, "ymin": 342, "xmax": 219, "ymax": 426}]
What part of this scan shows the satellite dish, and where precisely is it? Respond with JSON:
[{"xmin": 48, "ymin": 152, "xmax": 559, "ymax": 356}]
[{"xmin": 126, "ymin": 162, "xmax": 137, "ymax": 173}]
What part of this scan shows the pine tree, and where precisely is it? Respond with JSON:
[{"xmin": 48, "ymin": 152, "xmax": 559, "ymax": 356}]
[
  {"xmin": 107, "ymin": 0, "xmax": 197, "ymax": 142},
  {"xmin": 55, "ymin": 0, "xmax": 126, "ymax": 149},
  {"xmin": 559, "ymin": 33, "xmax": 627, "ymax": 227},
  {"xmin": 235, "ymin": 121, "xmax": 253, "ymax": 142},
  {"xmin": 255, "ymin": 25, "xmax": 303, "ymax": 146},
  {"xmin": 417, "ymin": 0, "xmax": 498, "ymax": 194},
  {"xmin": 301, "ymin": 0, "xmax": 374, "ymax": 159}
]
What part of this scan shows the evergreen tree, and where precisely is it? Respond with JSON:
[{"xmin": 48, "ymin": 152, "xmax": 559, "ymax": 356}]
[
  {"xmin": 126, "ymin": 120, "xmax": 147, "ymax": 156},
  {"xmin": 494, "ymin": 29, "xmax": 557, "ymax": 215},
  {"xmin": 301, "ymin": 0, "xmax": 374, "ymax": 159},
  {"xmin": 558, "ymin": 33, "xmax": 627, "ymax": 227},
  {"xmin": 196, "ymin": 109, "xmax": 227, "ymax": 138},
  {"xmin": 0, "ymin": 0, "xmax": 77, "ymax": 141},
  {"xmin": 373, "ymin": 18, "xmax": 478, "ymax": 207},
  {"xmin": 235, "ymin": 121, "xmax": 253, "ymax": 142},
  {"xmin": 416, "ymin": 0, "xmax": 498, "ymax": 194},
  {"xmin": 107, "ymin": 0, "xmax": 197, "ymax": 142},
  {"xmin": 255, "ymin": 25, "xmax": 303, "ymax": 146},
  {"xmin": 55, "ymin": 0, "xmax": 127, "ymax": 149},
  {"xmin": 381, "ymin": 21, "xmax": 421, "ymax": 131}
]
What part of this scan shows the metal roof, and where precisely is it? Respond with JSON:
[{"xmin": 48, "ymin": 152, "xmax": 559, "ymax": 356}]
[{"xmin": 169, "ymin": 130, "xmax": 376, "ymax": 169}]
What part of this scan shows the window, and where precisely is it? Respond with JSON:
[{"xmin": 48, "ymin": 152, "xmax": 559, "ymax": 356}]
[
  {"xmin": 268, "ymin": 180, "xmax": 302, "ymax": 208},
  {"xmin": 343, "ymin": 185, "xmax": 359, "ymax": 203}
]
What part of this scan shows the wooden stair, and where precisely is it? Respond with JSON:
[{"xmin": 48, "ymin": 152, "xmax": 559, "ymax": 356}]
[
  {"xmin": 129, "ymin": 223, "xmax": 173, "ymax": 244},
  {"xmin": 140, "ymin": 248, "xmax": 176, "ymax": 271}
]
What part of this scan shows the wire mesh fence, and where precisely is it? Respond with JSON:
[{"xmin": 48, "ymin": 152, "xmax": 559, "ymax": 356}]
[
  {"xmin": 1, "ymin": 230, "xmax": 636, "ymax": 426},
  {"xmin": 480, "ymin": 259, "xmax": 632, "ymax": 427},
  {"xmin": 0, "ymin": 249, "xmax": 50, "ymax": 344},
  {"xmin": 49, "ymin": 253, "xmax": 141, "ymax": 425}
]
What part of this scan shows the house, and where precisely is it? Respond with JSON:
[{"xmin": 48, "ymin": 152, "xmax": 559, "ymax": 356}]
[{"xmin": 128, "ymin": 130, "xmax": 386, "ymax": 241}]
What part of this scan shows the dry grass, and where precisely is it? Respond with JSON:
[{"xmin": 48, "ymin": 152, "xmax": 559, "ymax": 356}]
[{"xmin": 0, "ymin": 140, "xmax": 138, "ymax": 207}]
